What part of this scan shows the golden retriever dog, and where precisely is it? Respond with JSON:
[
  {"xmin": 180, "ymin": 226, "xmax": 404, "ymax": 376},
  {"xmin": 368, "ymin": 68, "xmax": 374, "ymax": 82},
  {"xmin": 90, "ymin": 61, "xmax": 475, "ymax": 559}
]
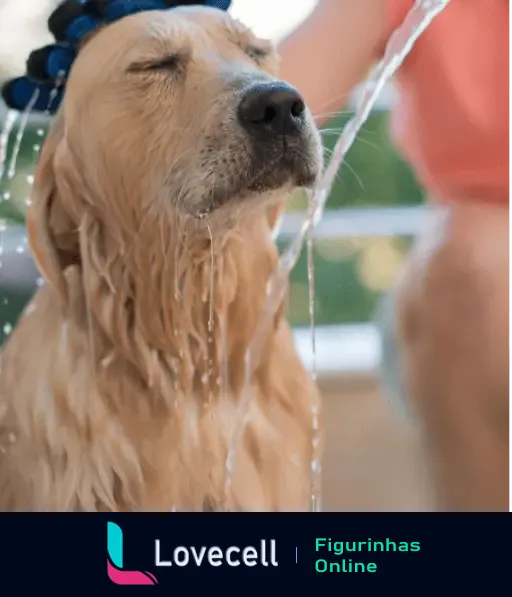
[{"xmin": 0, "ymin": 5, "xmax": 323, "ymax": 511}]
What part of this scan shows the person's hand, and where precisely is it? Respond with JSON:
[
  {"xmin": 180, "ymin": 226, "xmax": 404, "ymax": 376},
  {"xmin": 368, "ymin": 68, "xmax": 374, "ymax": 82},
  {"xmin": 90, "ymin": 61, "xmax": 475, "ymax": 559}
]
[{"xmin": 278, "ymin": 0, "xmax": 388, "ymax": 126}]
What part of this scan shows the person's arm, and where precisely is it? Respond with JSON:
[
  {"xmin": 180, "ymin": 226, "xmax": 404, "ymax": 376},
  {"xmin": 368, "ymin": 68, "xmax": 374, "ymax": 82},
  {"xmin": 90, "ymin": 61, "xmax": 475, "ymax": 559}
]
[{"xmin": 278, "ymin": 0, "xmax": 388, "ymax": 126}]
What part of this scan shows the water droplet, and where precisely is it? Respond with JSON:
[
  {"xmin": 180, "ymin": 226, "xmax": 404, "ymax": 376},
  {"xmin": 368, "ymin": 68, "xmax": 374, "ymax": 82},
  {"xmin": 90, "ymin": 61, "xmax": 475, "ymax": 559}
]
[
  {"xmin": 8, "ymin": 88, "xmax": 41, "ymax": 179},
  {"xmin": 32, "ymin": 144, "xmax": 41, "ymax": 152},
  {"xmin": 24, "ymin": 303, "xmax": 36, "ymax": 316},
  {"xmin": 36, "ymin": 277, "xmax": 45, "ymax": 287},
  {"xmin": 36, "ymin": 128, "xmax": 45, "ymax": 137},
  {"xmin": 0, "ymin": 110, "xmax": 18, "ymax": 182},
  {"xmin": 24, "ymin": 198, "xmax": 32, "ymax": 207},
  {"xmin": 15, "ymin": 245, "xmax": 24, "ymax": 254},
  {"xmin": 3, "ymin": 323, "xmax": 12, "ymax": 335},
  {"xmin": 2, "ymin": 191, "xmax": 11, "ymax": 201},
  {"xmin": 26, "ymin": 174, "xmax": 34, "ymax": 185}
]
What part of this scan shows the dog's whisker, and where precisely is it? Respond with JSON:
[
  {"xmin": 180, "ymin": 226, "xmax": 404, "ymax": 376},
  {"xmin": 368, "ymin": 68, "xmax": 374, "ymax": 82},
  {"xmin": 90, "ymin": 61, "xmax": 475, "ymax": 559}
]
[
  {"xmin": 341, "ymin": 158, "xmax": 365, "ymax": 191},
  {"xmin": 312, "ymin": 92, "xmax": 352, "ymax": 119}
]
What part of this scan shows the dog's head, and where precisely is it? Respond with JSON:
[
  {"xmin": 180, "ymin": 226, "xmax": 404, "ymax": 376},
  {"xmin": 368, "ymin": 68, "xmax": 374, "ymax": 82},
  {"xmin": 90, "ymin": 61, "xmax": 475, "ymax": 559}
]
[
  {"xmin": 64, "ymin": 6, "xmax": 321, "ymax": 217},
  {"xmin": 27, "ymin": 5, "xmax": 321, "ymax": 297}
]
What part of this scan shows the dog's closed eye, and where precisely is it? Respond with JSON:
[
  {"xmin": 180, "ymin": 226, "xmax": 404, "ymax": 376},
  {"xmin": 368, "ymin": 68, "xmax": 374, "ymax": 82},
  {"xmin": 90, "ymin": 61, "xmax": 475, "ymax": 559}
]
[
  {"xmin": 244, "ymin": 45, "xmax": 270, "ymax": 64},
  {"xmin": 127, "ymin": 54, "xmax": 184, "ymax": 73}
]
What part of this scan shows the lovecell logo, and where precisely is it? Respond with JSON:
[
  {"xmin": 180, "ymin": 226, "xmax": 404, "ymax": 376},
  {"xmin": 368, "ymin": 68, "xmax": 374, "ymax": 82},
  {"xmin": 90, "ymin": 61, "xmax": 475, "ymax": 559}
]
[{"xmin": 107, "ymin": 522, "xmax": 158, "ymax": 585}]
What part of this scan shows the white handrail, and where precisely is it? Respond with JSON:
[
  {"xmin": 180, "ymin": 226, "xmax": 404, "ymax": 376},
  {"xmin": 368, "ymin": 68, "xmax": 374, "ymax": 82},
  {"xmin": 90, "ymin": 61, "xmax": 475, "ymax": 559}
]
[
  {"xmin": 0, "ymin": 206, "xmax": 425, "ymax": 291},
  {"xmin": 278, "ymin": 205, "xmax": 426, "ymax": 239}
]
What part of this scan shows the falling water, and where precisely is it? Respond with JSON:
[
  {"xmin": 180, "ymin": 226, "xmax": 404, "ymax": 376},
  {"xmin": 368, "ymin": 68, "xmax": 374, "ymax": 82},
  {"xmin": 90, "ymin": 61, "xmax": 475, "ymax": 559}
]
[
  {"xmin": 46, "ymin": 89, "xmax": 60, "ymax": 117},
  {"xmin": 174, "ymin": 234, "xmax": 181, "ymax": 303},
  {"xmin": 223, "ymin": 347, "xmax": 252, "ymax": 508},
  {"xmin": 9, "ymin": 74, "xmax": 65, "ymax": 183},
  {"xmin": 220, "ymin": 317, "xmax": 229, "ymax": 399},
  {"xmin": 206, "ymin": 223, "xmax": 215, "ymax": 335},
  {"xmin": 0, "ymin": 110, "xmax": 17, "ymax": 184},
  {"xmin": 307, "ymin": 233, "xmax": 317, "ymax": 383},
  {"xmin": 306, "ymin": 215, "xmax": 322, "ymax": 512},
  {"xmin": 43, "ymin": 71, "xmax": 67, "ymax": 118},
  {"xmin": 271, "ymin": 209, "xmax": 284, "ymax": 240},
  {"xmin": 288, "ymin": 0, "xmax": 451, "ymax": 275},
  {"xmin": 206, "ymin": 221, "xmax": 215, "ymax": 402},
  {"xmin": 224, "ymin": 0, "xmax": 451, "ymax": 511},
  {"xmin": 7, "ymin": 90, "xmax": 40, "ymax": 180},
  {"xmin": 0, "ymin": 219, "xmax": 5, "ymax": 271}
]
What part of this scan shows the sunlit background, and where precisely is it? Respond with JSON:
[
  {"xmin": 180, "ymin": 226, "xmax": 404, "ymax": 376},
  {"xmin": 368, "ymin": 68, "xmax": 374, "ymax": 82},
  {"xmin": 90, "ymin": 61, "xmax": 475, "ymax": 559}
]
[{"xmin": 0, "ymin": 0, "xmax": 433, "ymax": 511}]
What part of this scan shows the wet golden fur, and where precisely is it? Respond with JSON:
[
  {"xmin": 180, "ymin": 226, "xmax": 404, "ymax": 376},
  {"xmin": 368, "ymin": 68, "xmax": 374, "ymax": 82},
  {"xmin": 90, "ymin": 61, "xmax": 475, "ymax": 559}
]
[{"xmin": 0, "ymin": 6, "xmax": 323, "ymax": 511}]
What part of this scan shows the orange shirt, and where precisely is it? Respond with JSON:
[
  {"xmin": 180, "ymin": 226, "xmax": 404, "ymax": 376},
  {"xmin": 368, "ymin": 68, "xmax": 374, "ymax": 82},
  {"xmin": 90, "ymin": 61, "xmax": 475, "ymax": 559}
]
[{"xmin": 385, "ymin": 0, "xmax": 509, "ymax": 204}]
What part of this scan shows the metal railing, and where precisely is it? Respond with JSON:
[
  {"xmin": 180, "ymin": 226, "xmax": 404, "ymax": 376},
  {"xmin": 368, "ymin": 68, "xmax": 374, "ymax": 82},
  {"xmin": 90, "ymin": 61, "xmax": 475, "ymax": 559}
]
[{"xmin": 278, "ymin": 205, "xmax": 426, "ymax": 239}]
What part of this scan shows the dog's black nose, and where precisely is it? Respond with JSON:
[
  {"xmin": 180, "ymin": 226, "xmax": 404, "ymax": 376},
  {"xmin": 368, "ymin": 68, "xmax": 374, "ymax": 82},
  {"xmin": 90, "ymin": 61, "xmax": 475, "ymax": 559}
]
[{"xmin": 238, "ymin": 82, "xmax": 306, "ymax": 135}]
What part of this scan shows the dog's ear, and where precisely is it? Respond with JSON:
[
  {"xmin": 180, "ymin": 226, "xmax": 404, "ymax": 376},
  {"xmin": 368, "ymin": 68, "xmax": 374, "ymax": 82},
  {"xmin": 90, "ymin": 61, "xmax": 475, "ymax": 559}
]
[{"xmin": 26, "ymin": 111, "xmax": 79, "ymax": 303}]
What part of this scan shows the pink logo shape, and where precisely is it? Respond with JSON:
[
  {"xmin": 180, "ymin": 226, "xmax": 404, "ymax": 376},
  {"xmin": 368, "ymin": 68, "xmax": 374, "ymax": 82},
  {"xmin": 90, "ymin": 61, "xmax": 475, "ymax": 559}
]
[{"xmin": 107, "ymin": 560, "xmax": 158, "ymax": 585}]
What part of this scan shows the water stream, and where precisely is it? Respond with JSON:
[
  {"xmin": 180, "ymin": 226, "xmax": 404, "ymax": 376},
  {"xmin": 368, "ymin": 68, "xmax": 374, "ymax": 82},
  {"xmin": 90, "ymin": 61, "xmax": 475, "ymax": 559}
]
[
  {"xmin": 224, "ymin": 0, "xmax": 451, "ymax": 511},
  {"xmin": 0, "ymin": 110, "xmax": 17, "ymax": 184}
]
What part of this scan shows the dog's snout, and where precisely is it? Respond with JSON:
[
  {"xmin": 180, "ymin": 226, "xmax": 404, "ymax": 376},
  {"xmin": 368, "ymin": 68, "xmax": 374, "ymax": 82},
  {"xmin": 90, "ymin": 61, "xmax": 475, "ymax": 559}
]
[{"xmin": 238, "ymin": 82, "xmax": 306, "ymax": 135}]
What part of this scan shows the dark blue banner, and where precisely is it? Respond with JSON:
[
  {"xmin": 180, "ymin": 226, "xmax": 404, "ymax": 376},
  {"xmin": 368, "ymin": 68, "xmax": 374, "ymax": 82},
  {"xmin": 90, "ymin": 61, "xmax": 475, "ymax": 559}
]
[{"xmin": 0, "ymin": 514, "xmax": 507, "ymax": 590}]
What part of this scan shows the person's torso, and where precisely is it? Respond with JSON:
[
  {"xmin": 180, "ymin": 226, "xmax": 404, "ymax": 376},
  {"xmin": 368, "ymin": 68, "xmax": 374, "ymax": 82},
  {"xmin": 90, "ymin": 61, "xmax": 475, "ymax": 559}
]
[{"xmin": 385, "ymin": 0, "xmax": 509, "ymax": 203}]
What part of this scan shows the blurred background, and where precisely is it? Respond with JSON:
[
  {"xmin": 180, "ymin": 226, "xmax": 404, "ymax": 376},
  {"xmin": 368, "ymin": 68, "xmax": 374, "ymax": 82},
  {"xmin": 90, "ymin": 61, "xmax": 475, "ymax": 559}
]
[{"xmin": 0, "ymin": 0, "xmax": 434, "ymax": 510}]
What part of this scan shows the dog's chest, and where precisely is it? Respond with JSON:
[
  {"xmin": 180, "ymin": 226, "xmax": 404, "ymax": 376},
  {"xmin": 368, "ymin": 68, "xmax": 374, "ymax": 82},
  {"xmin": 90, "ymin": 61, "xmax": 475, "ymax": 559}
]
[{"xmin": 136, "ymin": 395, "xmax": 310, "ymax": 512}]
